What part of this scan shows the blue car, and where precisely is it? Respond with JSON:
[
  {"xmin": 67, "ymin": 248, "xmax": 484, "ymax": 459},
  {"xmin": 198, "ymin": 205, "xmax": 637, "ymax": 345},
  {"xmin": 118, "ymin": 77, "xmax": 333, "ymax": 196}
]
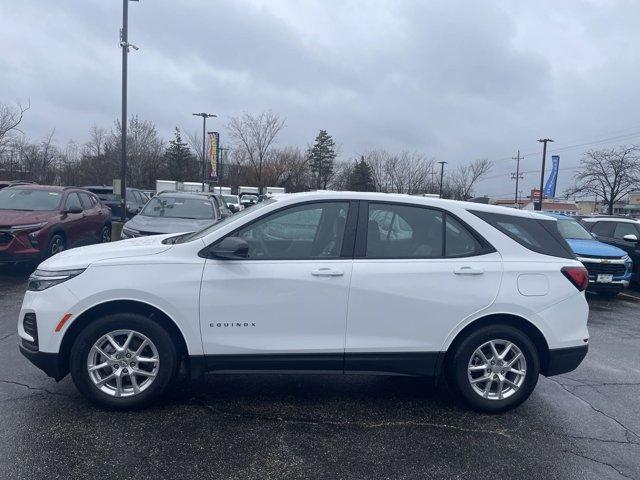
[{"xmin": 543, "ymin": 213, "xmax": 632, "ymax": 297}]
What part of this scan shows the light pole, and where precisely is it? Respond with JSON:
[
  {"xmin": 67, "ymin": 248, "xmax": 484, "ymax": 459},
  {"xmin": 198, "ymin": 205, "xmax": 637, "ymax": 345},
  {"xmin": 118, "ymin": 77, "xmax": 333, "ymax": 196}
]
[
  {"xmin": 438, "ymin": 161, "xmax": 448, "ymax": 198},
  {"xmin": 511, "ymin": 150, "xmax": 523, "ymax": 206},
  {"xmin": 119, "ymin": 0, "xmax": 139, "ymax": 223},
  {"xmin": 218, "ymin": 146, "xmax": 229, "ymax": 193},
  {"xmin": 192, "ymin": 113, "xmax": 216, "ymax": 191},
  {"xmin": 536, "ymin": 138, "xmax": 554, "ymax": 211}
]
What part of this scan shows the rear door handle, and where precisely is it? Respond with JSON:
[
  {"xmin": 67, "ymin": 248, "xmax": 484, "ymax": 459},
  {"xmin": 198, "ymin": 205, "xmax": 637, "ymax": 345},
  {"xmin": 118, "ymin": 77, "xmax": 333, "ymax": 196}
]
[
  {"xmin": 311, "ymin": 268, "xmax": 344, "ymax": 277},
  {"xmin": 454, "ymin": 266, "xmax": 484, "ymax": 275}
]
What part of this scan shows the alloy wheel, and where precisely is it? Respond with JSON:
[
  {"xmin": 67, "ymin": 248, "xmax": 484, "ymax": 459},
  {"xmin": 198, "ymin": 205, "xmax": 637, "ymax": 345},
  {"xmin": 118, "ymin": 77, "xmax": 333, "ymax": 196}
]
[
  {"xmin": 50, "ymin": 237, "xmax": 65, "ymax": 255},
  {"xmin": 87, "ymin": 329, "xmax": 160, "ymax": 398},
  {"xmin": 101, "ymin": 226, "xmax": 111, "ymax": 243},
  {"xmin": 467, "ymin": 339, "xmax": 527, "ymax": 401}
]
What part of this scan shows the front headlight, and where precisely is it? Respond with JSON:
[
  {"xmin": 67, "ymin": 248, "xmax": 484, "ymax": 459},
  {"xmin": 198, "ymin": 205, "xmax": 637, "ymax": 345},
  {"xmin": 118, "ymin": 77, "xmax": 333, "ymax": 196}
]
[
  {"xmin": 10, "ymin": 222, "xmax": 48, "ymax": 233},
  {"xmin": 121, "ymin": 227, "xmax": 140, "ymax": 239},
  {"xmin": 27, "ymin": 268, "xmax": 86, "ymax": 292}
]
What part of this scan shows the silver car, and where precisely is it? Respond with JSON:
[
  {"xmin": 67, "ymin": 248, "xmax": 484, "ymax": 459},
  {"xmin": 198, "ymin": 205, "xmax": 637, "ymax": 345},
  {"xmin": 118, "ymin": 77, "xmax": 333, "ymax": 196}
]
[{"xmin": 121, "ymin": 191, "xmax": 222, "ymax": 238}]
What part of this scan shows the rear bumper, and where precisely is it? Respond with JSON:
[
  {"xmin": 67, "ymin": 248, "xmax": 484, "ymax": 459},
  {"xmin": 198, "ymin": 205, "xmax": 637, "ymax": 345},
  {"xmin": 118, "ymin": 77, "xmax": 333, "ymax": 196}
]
[
  {"xmin": 18, "ymin": 343, "xmax": 65, "ymax": 380},
  {"xmin": 543, "ymin": 344, "xmax": 588, "ymax": 376}
]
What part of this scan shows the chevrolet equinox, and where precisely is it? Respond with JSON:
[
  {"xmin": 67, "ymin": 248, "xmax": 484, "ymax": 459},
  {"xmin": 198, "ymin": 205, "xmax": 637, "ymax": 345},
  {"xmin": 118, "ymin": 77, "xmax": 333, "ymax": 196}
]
[{"xmin": 18, "ymin": 192, "xmax": 589, "ymax": 412}]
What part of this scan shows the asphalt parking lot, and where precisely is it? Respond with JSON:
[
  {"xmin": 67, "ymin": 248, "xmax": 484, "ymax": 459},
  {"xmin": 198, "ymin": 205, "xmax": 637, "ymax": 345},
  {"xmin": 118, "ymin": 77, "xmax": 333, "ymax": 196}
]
[{"xmin": 0, "ymin": 266, "xmax": 639, "ymax": 480}]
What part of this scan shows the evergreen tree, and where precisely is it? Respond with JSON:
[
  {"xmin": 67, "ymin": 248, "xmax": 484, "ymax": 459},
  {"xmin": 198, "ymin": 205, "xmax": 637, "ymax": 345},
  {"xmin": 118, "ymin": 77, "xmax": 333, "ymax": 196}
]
[
  {"xmin": 165, "ymin": 127, "xmax": 194, "ymax": 182},
  {"xmin": 308, "ymin": 129, "xmax": 337, "ymax": 189},
  {"xmin": 347, "ymin": 156, "xmax": 375, "ymax": 191}
]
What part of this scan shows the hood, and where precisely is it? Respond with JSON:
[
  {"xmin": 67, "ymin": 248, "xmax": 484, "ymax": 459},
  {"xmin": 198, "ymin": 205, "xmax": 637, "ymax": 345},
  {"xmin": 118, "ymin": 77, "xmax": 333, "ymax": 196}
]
[
  {"xmin": 38, "ymin": 234, "xmax": 175, "ymax": 270},
  {"xmin": 0, "ymin": 210, "xmax": 55, "ymax": 227},
  {"xmin": 125, "ymin": 215, "xmax": 216, "ymax": 234},
  {"xmin": 566, "ymin": 238, "xmax": 628, "ymax": 258}
]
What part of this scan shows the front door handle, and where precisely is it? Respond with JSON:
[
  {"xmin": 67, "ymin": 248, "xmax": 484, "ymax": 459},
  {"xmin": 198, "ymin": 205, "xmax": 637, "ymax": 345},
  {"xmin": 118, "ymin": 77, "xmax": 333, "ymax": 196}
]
[
  {"xmin": 311, "ymin": 268, "xmax": 344, "ymax": 277},
  {"xmin": 454, "ymin": 266, "xmax": 484, "ymax": 275}
]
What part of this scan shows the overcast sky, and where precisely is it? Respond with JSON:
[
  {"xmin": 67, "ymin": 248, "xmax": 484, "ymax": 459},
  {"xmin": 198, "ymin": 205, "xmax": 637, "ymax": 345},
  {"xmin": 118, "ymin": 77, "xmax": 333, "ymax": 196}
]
[{"xmin": 2, "ymin": 0, "xmax": 640, "ymax": 198}]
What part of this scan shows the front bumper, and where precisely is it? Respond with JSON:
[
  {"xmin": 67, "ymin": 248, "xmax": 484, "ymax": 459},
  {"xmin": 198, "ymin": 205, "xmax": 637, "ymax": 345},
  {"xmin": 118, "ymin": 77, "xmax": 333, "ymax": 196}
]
[
  {"xmin": 543, "ymin": 344, "xmax": 588, "ymax": 376},
  {"xmin": 18, "ymin": 343, "xmax": 64, "ymax": 380},
  {"xmin": 577, "ymin": 256, "xmax": 632, "ymax": 291}
]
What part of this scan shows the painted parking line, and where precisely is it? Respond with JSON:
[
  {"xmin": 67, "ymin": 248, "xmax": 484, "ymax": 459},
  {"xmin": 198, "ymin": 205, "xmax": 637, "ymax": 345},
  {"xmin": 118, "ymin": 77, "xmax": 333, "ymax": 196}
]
[{"xmin": 619, "ymin": 291, "xmax": 640, "ymax": 302}]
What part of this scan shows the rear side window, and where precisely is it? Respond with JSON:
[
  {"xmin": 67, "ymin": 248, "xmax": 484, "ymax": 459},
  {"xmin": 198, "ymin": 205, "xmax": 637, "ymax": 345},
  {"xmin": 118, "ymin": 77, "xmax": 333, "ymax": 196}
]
[{"xmin": 471, "ymin": 211, "xmax": 575, "ymax": 259}]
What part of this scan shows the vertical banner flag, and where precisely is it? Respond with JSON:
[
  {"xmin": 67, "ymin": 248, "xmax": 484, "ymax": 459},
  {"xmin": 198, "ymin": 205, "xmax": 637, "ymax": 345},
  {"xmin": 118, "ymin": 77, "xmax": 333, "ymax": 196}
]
[
  {"xmin": 543, "ymin": 155, "xmax": 560, "ymax": 198},
  {"xmin": 208, "ymin": 131, "xmax": 219, "ymax": 179}
]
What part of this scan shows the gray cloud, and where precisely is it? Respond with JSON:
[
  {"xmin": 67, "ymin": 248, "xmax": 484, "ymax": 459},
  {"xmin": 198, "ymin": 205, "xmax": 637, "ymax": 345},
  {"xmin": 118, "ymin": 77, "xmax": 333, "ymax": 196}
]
[{"xmin": 1, "ymin": 0, "xmax": 639, "ymax": 197}]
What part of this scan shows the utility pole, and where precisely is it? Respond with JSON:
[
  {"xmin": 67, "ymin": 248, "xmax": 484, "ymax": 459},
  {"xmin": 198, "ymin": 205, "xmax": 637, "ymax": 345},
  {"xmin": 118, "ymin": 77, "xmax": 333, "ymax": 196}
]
[
  {"xmin": 217, "ymin": 146, "xmax": 229, "ymax": 193},
  {"xmin": 192, "ymin": 113, "xmax": 216, "ymax": 191},
  {"xmin": 536, "ymin": 138, "xmax": 554, "ymax": 211},
  {"xmin": 438, "ymin": 161, "xmax": 448, "ymax": 198},
  {"xmin": 119, "ymin": 0, "xmax": 139, "ymax": 223},
  {"xmin": 511, "ymin": 150, "xmax": 523, "ymax": 206}
]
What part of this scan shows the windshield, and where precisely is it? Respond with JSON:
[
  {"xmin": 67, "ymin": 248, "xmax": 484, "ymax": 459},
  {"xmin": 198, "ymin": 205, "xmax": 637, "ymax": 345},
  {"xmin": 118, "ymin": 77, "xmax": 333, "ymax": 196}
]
[
  {"xmin": 140, "ymin": 196, "xmax": 214, "ymax": 220},
  {"xmin": 223, "ymin": 195, "xmax": 237, "ymax": 204},
  {"xmin": 177, "ymin": 198, "xmax": 276, "ymax": 243},
  {"xmin": 556, "ymin": 218, "xmax": 593, "ymax": 240},
  {"xmin": 0, "ymin": 188, "xmax": 62, "ymax": 211}
]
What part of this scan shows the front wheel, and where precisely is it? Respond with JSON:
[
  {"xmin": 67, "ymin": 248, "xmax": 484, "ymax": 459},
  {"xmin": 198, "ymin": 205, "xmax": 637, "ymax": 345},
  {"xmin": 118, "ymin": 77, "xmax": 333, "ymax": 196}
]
[
  {"xmin": 70, "ymin": 313, "xmax": 178, "ymax": 409},
  {"xmin": 446, "ymin": 325, "xmax": 539, "ymax": 413},
  {"xmin": 100, "ymin": 224, "xmax": 112, "ymax": 243}
]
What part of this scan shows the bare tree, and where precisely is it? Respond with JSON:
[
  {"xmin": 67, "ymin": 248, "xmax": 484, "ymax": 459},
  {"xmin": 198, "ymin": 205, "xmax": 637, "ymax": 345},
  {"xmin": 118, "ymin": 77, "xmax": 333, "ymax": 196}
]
[
  {"xmin": 570, "ymin": 146, "xmax": 640, "ymax": 214},
  {"xmin": 0, "ymin": 100, "xmax": 30, "ymax": 151},
  {"xmin": 363, "ymin": 149, "xmax": 435, "ymax": 194},
  {"xmin": 448, "ymin": 158, "xmax": 493, "ymax": 200},
  {"xmin": 227, "ymin": 111, "xmax": 285, "ymax": 188}
]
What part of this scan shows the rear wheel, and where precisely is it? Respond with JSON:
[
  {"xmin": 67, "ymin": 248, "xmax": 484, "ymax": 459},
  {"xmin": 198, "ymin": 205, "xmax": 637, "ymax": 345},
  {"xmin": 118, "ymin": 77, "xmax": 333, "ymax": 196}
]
[
  {"xmin": 70, "ymin": 313, "xmax": 178, "ymax": 409},
  {"xmin": 446, "ymin": 325, "xmax": 539, "ymax": 413}
]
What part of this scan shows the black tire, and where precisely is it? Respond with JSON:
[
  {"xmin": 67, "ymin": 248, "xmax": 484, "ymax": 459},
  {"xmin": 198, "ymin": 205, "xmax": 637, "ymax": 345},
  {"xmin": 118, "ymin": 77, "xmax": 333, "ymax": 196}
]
[
  {"xmin": 100, "ymin": 224, "xmax": 112, "ymax": 243},
  {"xmin": 446, "ymin": 324, "xmax": 540, "ymax": 413},
  {"xmin": 69, "ymin": 313, "xmax": 178, "ymax": 410},
  {"xmin": 46, "ymin": 233, "xmax": 66, "ymax": 258}
]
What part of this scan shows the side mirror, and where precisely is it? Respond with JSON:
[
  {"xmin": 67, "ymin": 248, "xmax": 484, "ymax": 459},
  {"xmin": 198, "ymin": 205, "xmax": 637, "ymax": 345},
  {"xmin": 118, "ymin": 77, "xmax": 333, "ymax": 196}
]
[
  {"xmin": 228, "ymin": 204, "xmax": 238, "ymax": 213},
  {"xmin": 623, "ymin": 234, "xmax": 638, "ymax": 242},
  {"xmin": 209, "ymin": 237, "xmax": 249, "ymax": 260},
  {"xmin": 64, "ymin": 206, "xmax": 83, "ymax": 214}
]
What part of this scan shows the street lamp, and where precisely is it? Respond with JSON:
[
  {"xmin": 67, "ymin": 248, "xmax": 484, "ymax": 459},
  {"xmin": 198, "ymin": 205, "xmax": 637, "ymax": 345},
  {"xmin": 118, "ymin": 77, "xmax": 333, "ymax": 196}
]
[
  {"xmin": 536, "ymin": 138, "xmax": 554, "ymax": 211},
  {"xmin": 192, "ymin": 113, "xmax": 217, "ymax": 191},
  {"xmin": 120, "ymin": 0, "xmax": 140, "ymax": 223},
  {"xmin": 438, "ymin": 161, "xmax": 448, "ymax": 198}
]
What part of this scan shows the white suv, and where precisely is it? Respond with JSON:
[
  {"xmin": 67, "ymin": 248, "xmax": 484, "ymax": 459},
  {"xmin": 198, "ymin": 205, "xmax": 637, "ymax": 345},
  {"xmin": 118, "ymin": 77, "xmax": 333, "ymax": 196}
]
[{"xmin": 18, "ymin": 192, "xmax": 589, "ymax": 412}]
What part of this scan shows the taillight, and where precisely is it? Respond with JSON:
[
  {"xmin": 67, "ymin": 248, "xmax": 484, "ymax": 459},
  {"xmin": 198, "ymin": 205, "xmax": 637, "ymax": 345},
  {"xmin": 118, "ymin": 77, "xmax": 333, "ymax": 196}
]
[{"xmin": 561, "ymin": 266, "xmax": 589, "ymax": 291}]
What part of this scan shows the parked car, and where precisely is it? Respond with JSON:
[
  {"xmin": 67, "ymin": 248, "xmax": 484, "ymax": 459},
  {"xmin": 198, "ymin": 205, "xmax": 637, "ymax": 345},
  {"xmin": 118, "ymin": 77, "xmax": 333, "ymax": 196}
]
[
  {"xmin": 209, "ymin": 193, "xmax": 234, "ymax": 220},
  {"xmin": 0, "ymin": 184, "xmax": 111, "ymax": 263},
  {"xmin": 580, "ymin": 216, "xmax": 640, "ymax": 284},
  {"xmin": 19, "ymin": 192, "xmax": 589, "ymax": 412},
  {"xmin": 240, "ymin": 193, "xmax": 258, "ymax": 208},
  {"xmin": 542, "ymin": 213, "xmax": 632, "ymax": 297},
  {"xmin": 222, "ymin": 194, "xmax": 243, "ymax": 213},
  {"xmin": 83, "ymin": 186, "xmax": 148, "ymax": 220},
  {"xmin": 121, "ymin": 191, "xmax": 224, "ymax": 238}
]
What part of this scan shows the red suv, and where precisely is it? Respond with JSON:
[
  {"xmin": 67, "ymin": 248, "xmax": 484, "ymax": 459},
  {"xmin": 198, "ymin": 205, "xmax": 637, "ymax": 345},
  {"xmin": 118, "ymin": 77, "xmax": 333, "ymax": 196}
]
[{"xmin": 0, "ymin": 185, "xmax": 112, "ymax": 263}]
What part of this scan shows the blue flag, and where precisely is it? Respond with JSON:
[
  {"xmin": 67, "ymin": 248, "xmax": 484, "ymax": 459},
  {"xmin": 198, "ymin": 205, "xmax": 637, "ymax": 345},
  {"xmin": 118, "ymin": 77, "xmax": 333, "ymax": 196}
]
[{"xmin": 543, "ymin": 155, "xmax": 560, "ymax": 198}]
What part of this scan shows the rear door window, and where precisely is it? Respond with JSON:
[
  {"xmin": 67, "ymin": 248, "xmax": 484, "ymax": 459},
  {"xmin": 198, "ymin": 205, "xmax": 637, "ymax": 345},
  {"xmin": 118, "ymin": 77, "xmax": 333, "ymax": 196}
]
[
  {"xmin": 471, "ymin": 210, "xmax": 574, "ymax": 259},
  {"xmin": 65, "ymin": 193, "xmax": 84, "ymax": 211},
  {"xmin": 445, "ymin": 215, "xmax": 484, "ymax": 257},
  {"xmin": 79, "ymin": 192, "xmax": 94, "ymax": 210},
  {"xmin": 613, "ymin": 222, "xmax": 640, "ymax": 240},
  {"xmin": 366, "ymin": 203, "xmax": 443, "ymax": 258}
]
